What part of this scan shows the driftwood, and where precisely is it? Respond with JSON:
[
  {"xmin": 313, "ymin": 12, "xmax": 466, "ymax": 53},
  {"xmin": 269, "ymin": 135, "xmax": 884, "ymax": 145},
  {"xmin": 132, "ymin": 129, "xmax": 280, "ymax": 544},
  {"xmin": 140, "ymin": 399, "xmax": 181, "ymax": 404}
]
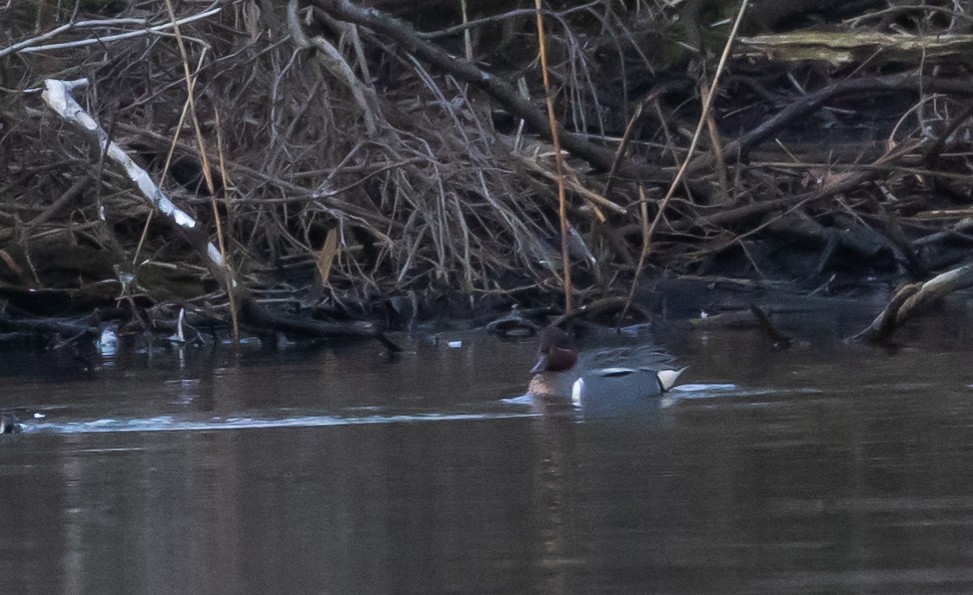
[
  {"xmin": 687, "ymin": 305, "xmax": 790, "ymax": 341},
  {"xmin": 849, "ymin": 261, "xmax": 973, "ymax": 343},
  {"xmin": 549, "ymin": 296, "xmax": 652, "ymax": 329},
  {"xmin": 749, "ymin": 303, "xmax": 793, "ymax": 348},
  {"xmin": 735, "ymin": 32, "xmax": 973, "ymax": 66},
  {"xmin": 0, "ymin": 315, "xmax": 100, "ymax": 339},
  {"xmin": 689, "ymin": 310, "xmax": 757, "ymax": 329}
]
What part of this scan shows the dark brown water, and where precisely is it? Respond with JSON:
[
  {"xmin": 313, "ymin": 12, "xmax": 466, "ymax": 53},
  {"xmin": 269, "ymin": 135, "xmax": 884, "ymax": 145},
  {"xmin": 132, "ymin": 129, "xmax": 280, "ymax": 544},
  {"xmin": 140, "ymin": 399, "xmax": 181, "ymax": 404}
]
[{"xmin": 2, "ymin": 296, "xmax": 973, "ymax": 593}]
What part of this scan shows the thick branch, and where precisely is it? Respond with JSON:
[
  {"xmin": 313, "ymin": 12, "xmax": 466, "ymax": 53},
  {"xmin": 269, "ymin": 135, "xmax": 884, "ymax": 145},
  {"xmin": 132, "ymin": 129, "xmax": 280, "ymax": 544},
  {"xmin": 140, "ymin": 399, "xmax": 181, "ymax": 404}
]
[
  {"xmin": 678, "ymin": 168, "xmax": 877, "ymax": 231},
  {"xmin": 42, "ymin": 79, "xmax": 228, "ymax": 280},
  {"xmin": 735, "ymin": 32, "xmax": 973, "ymax": 66},
  {"xmin": 849, "ymin": 261, "xmax": 973, "ymax": 343}
]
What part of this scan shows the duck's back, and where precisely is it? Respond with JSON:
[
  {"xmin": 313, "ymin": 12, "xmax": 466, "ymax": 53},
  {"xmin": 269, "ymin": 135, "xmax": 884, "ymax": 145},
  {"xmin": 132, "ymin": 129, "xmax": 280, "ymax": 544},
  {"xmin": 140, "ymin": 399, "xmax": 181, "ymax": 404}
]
[{"xmin": 572, "ymin": 367, "xmax": 669, "ymax": 412}]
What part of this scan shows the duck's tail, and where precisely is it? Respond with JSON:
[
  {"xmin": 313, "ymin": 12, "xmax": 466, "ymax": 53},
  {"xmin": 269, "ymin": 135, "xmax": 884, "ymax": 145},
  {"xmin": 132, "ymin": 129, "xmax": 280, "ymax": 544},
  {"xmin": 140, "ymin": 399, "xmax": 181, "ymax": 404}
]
[{"xmin": 656, "ymin": 366, "xmax": 688, "ymax": 392}]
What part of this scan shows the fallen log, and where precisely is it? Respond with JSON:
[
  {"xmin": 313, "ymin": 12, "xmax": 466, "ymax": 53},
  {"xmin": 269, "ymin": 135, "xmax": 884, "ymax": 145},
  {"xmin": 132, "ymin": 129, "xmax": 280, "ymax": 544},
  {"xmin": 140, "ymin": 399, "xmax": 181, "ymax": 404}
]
[{"xmin": 736, "ymin": 32, "xmax": 973, "ymax": 67}]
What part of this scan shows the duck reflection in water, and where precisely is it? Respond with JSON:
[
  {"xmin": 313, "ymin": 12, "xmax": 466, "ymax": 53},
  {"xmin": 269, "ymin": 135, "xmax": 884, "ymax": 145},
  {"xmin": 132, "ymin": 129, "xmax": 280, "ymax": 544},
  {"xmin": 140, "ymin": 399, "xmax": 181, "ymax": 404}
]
[{"xmin": 527, "ymin": 326, "xmax": 686, "ymax": 418}]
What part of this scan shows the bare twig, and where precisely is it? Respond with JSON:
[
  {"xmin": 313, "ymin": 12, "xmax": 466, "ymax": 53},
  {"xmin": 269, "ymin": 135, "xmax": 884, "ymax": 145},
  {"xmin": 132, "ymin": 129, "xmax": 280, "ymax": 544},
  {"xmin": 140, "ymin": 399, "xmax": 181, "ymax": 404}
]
[
  {"xmin": 311, "ymin": 0, "xmax": 662, "ymax": 180},
  {"xmin": 8, "ymin": 7, "xmax": 220, "ymax": 56}
]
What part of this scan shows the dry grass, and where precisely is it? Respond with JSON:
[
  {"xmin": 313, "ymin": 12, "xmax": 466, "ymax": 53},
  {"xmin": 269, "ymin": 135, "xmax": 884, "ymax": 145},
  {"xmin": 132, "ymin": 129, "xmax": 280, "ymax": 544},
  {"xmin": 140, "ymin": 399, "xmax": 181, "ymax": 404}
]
[{"xmin": 2, "ymin": 0, "xmax": 973, "ymax": 323}]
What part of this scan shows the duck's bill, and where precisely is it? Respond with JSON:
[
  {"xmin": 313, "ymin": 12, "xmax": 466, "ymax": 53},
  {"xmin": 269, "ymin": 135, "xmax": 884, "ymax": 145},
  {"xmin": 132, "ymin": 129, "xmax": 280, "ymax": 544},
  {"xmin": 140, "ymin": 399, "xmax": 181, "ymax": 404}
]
[{"xmin": 530, "ymin": 354, "xmax": 549, "ymax": 374}]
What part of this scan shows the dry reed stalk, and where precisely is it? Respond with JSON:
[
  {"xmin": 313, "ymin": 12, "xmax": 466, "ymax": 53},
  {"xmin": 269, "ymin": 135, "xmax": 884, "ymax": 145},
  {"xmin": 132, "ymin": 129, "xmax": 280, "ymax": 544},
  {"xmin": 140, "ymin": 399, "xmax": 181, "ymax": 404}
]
[
  {"xmin": 535, "ymin": 0, "xmax": 572, "ymax": 313},
  {"xmin": 212, "ymin": 107, "xmax": 239, "ymax": 343}
]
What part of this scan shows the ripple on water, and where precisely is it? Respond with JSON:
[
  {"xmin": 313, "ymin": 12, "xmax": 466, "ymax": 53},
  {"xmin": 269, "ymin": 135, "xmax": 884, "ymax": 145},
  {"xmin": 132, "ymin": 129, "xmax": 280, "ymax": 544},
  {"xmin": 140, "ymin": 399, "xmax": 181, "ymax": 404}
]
[{"xmin": 19, "ymin": 410, "xmax": 538, "ymax": 434}]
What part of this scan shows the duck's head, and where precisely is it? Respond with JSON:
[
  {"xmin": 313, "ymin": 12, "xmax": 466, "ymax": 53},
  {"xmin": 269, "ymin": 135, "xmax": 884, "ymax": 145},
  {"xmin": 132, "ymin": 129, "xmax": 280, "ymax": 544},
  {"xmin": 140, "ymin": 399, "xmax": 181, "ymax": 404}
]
[{"xmin": 530, "ymin": 326, "xmax": 578, "ymax": 374}]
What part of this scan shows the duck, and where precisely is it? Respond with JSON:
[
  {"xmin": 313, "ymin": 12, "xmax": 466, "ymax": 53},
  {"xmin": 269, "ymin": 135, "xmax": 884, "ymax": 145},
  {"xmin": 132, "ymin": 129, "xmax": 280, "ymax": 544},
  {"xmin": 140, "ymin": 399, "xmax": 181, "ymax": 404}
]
[{"xmin": 528, "ymin": 326, "xmax": 686, "ymax": 414}]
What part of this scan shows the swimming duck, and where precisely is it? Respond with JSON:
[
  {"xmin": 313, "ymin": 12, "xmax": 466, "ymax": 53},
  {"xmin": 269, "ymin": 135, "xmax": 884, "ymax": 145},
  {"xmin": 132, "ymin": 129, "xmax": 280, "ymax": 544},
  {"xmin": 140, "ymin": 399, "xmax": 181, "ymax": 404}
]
[{"xmin": 528, "ymin": 326, "xmax": 686, "ymax": 413}]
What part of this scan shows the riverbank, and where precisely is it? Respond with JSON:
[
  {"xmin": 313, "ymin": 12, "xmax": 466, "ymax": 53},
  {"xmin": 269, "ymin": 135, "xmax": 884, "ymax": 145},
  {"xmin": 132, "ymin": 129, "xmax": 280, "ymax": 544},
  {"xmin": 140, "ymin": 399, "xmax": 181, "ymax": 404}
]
[{"xmin": 2, "ymin": 1, "xmax": 972, "ymax": 347}]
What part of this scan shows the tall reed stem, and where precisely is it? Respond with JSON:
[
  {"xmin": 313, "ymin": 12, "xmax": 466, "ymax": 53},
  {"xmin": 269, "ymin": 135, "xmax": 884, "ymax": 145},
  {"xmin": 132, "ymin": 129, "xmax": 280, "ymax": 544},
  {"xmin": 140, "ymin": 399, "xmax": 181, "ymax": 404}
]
[{"xmin": 534, "ymin": 0, "xmax": 572, "ymax": 312}]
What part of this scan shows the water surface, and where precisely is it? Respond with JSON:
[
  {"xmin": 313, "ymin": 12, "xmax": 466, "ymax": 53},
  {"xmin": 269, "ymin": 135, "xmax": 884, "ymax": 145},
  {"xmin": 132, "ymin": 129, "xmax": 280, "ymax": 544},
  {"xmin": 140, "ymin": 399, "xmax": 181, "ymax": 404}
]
[{"xmin": 1, "ymin": 297, "xmax": 973, "ymax": 593}]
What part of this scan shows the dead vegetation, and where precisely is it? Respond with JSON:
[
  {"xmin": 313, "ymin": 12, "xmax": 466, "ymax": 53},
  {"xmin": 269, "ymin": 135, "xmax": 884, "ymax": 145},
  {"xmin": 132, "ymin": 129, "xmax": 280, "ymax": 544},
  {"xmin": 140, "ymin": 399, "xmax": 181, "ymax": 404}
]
[{"xmin": 2, "ymin": 0, "xmax": 973, "ymax": 341}]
